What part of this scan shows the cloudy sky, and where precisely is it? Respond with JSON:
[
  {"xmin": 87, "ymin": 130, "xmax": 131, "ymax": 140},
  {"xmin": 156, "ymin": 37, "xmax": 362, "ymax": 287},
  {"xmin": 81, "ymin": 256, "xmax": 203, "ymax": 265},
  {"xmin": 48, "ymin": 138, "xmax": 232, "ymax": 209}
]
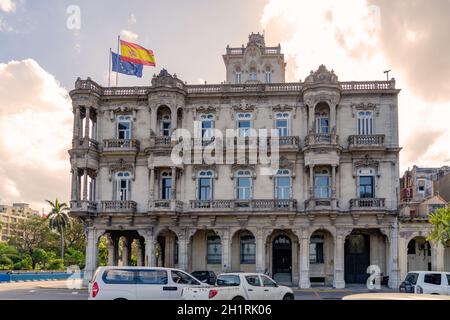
[{"xmin": 0, "ymin": 0, "xmax": 449, "ymax": 212}]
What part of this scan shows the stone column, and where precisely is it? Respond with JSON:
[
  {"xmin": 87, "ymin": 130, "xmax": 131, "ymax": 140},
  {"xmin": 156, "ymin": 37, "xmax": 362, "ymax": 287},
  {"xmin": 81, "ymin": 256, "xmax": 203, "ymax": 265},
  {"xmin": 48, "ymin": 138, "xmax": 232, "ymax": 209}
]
[
  {"xmin": 309, "ymin": 165, "xmax": 314, "ymax": 197},
  {"xmin": 73, "ymin": 106, "xmax": 81, "ymax": 141},
  {"xmin": 333, "ymin": 231, "xmax": 346, "ymax": 289},
  {"xmin": 171, "ymin": 167, "xmax": 177, "ymax": 200},
  {"xmin": 83, "ymin": 227, "xmax": 101, "ymax": 286},
  {"xmin": 122, "ymin": 237, "xmax": 132, "ymax": 266},
  {"xmin": 221, "ymin": 229, "xmax": 231, "ymax": 272},
  {"xmin": 178, "ymin": 235, "xmax": 189, "ymax": 271},
  {"xmin": 299, "ymin": 230, "xmax": 311, "ymax": 288},
  {"xmin": 137, "ymin": 240, "xmax": 144, "ymax": 267},
  {"xmin": 71, "ymin": 167, "xmax": 78, "ymax": 201},
  {"xmin": 330, "ymin": 104, "xmax": 336, "ymax": 131},
  {"xmin": 149, "ymin": 168, "xmax": 155, "ymax": 203},
  {"xmin": 256, "ymin": 228, "xmax": 266, "ymax": 274},
  {"xmin": 82, "ymin": 169, "xmax": 88, "ymax": 201},
  {"xmin": 431, "ymin": 243, "xmax": 445, "ymax": 272},
  {"xmin": 84, "ymin": 106, "xmax": 90, "ymax": 140},
  {"xmin": 107, "ymin": 234, "xmax": 118, "ymax": 266},
  {"xmin": 140, "ymin": 229, "xmax": 156, "ymax": 267},
  {"xmin": 308, "ymin": 105, "xmax": 315, "ymax": 133},
  {"xmin": 398, "ymin": 234, "xmax": 408, "ymax": 283},
  {"xmin": 388, "ymin": 225, "xmax": 400, "ymax": 289},
  {"xmin": 76, "ymin": 172, "xmax": 81, "ymax": 202}
]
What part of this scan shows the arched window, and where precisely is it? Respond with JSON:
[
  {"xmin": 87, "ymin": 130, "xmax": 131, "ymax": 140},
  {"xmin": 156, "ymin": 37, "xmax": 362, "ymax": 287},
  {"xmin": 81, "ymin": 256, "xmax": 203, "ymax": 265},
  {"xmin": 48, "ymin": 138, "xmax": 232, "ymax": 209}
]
[
  {"xmin": 310, "ymin": 234, "xmax": 324, "ymax": 264},
  {"xmin": 240, "ymin": 233, "xmax": 256, "ymax": 264},
  {"xmin": 117, "ymin": 115, "xmax": 132, "ymax": 139},
  {"xmin": 249, "ymin": 68, "xmax": 257, "ymax": 81},
  {"xmin": 265, "ymin": 67, "xmax": 272, "ymax": 83},
  {"xmin": 357, "ymin": 168, "xmax": 375, "ymax": 198},
  {"xmin": 314, "ymin": 168, "xmax": 330, "ymax": 199},
  {"xmin": 357, "ymin": 111, "xmax": 374, "ymax": 135},
  {"xmin": 158, "ymin": 106, "xmax": 172, "ymax": 137},
  {"xmin": 114, "ymin": 171, "xmax": 131, "ymax": 201},
  {"xmin": 235, "ymin": 68, "xmax": 241, "ymax": 84},
  {"xmin": 235, "ymin": 170, "xmax": 252, "ymax": 200},
  {"xmin": 274, "ymin": 112, "xmax": 290, "ymax": 137},
  {"xmin": 207, "ymin": 235, "xmax": 222, "ymax": 264},
  {"xmin": 197, "ymin": 170, "xmax": 213, "ymax": 201},
  {"xmin": 160, "ymin": 171, "xmax": 172, "ymax": 200},
  {"xmin": 200, "ymin": 114, "xmax": 215, "ymax": 139},
  {"xmin": 275, "ymin": 169, "xmax": 291, "ymax": 199}
]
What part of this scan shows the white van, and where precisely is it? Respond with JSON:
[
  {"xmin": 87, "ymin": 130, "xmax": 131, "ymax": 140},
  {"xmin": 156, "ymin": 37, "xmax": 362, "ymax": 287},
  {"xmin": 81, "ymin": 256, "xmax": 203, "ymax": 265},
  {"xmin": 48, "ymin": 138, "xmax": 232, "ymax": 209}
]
[
  {"xmin": 399, "ymin": 271, "xmax": 450, "ymax": 295},
  {"xmin": 88, "ymin": 266, "xmax": 208, "ymax": 300}
]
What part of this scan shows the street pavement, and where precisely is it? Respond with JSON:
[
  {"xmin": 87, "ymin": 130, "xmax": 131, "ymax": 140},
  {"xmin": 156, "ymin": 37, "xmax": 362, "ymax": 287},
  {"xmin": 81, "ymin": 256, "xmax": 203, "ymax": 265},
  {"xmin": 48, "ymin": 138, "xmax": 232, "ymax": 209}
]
[{"xmin": 0, "ymin": 280, "xmax": 395, "ymax": 300}]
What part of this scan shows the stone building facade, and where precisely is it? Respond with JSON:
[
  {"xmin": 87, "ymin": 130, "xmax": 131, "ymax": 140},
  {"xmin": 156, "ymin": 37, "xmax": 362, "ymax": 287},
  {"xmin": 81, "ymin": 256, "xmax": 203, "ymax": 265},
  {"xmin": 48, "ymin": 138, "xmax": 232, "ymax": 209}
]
[{"xmin": 69, "ymin": 33, "xmax": 403, "ymax": 288}]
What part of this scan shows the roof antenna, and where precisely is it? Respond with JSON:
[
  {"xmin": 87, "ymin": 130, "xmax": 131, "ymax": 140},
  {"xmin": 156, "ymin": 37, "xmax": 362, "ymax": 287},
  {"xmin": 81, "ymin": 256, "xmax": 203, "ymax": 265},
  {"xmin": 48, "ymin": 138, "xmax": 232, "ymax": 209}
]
[{"xmin": 384, "ymin": 70, "xmax": 391, "ymax": 81}]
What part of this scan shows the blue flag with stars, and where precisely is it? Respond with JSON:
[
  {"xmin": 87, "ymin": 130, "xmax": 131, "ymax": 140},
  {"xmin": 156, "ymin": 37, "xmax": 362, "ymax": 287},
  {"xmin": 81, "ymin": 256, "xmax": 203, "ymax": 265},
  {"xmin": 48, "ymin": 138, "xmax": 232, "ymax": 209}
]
[{"xmin": 112, "ymin": 52, "xmax": 143, "ymax": 78}]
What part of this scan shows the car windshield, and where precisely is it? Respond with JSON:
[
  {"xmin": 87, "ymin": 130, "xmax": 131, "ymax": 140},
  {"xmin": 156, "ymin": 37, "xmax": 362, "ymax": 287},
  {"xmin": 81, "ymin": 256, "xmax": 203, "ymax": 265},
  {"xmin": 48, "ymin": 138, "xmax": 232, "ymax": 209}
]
[
  {"xmin": 192, "ymin": 271, "xmax": 209, "ymax": 278},
  {"xmin": 404, "ymin": 273, "xmax": 419, "ymax": 285},
  {"xmin": 171, "ymin": 270, "xmax": 200, "ymax": 285},
  {"xmin": 216, "ymin": 275, "xmax": 240, "ymax": 286}
]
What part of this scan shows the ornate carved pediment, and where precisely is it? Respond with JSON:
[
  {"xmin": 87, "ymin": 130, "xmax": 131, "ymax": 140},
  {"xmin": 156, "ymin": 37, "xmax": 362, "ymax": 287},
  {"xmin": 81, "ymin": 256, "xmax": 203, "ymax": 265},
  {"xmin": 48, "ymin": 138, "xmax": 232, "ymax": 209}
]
[
  {"xmin": 108, "ymin": 158, "xmax": 135, "ymax": 181},
  {"xmin": 353, "ymin": 155, "xmax": 380, "ymax": 177},
  {"xmin": 351, "ymin": 103, "xmax": 380, "ymax": 117},
  {"xmin": 105, "ymin": 106, "xmax": 138, "ymax": 121},
  {"xmin": 191, "ymin": 164, "xmax": 218, "ymax": 180},
  {"xmin": 151, "ymin": 69, "xmax": 185, "ymax": 89},
  {"xmin": 196, "ymin": 105, "xmax": 217, "ymax": 114},
  {"xmin": 272, "ymin": 104, "xmax": 293, "ymax": 112},
  {"xmin": 230, "ymin": 164, "xmax": 257, "ymax": 179},
  {"xmin": 232, "ymin": 99, "xmax": 256, "ymax": 113},
  {"xmin": 305, "ymin": 65, "xmax": 339, "ymax": 85}
]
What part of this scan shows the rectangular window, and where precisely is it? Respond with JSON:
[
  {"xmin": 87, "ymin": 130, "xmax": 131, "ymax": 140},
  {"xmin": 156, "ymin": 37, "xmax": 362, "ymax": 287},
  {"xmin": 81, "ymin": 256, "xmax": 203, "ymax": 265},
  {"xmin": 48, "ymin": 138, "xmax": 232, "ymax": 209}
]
[
  {"xmin": 207, "ymin": 235, "xmax": 222, "ymax": 264},
  {"xmin": 359, "ymin": 176, "xmax": 374, "ymax": 198},
  {"xmin": 161, "ymin": 178, "xmax": 172, "ymax": 200},
  {"xmin": 198, "ymin": 178, "xmax": 212, "ymax": 201},
  {"xmin": 424, "ymin": 274, "xmax": 442, "ymax": 285},
  {"xmin": 316, "ymin": 117, "xmax": 329, "ymax": 134},
  {"xmin": 276, "ymin": 176, "xmax": 291, "ymax": 199},
  {"xmin": 357, "ymin": 111, "xmax": 374, "ymax": 135},
  {"xmin": 314, "ymin": 175, "xmax": 330, "ymax": 198},
  {"xmin": 309, "ymin": 236, "xmax": 324, "ymax": 264},
  {"xmin": 240, "ymin": 235, "xmax": 256, "ymax": 264},
  {"xmin": 236, "ymin": 177, "xmax": 252, "ymax": 200},
  {"xmin": 161, "ymin": 120, "xmax": 171, "ymax": 136},
  {"xmin": 265, "ymin": 72, "xmax": 271, "ymax": 84},
  {"xmin": 202, "ymin": 120, "xmax": 214, "ymax": 139},
  {"xmin": 118, "ymin": 122, "xmax": 131, "ymax": 139},
  {"xmin": 276, "ymin": 119, "xmax": 289, "ymax": 137},
  {"xmin": 137, "ymin": 270, "xmax": 168, "ymax": 285},
  {"xmin": 235, "ymin": 72, "xmax": 241, "ymax": 84},
  {"xmin": 238, "ymin": 120, "xmax": 251, "ymax": 137}
]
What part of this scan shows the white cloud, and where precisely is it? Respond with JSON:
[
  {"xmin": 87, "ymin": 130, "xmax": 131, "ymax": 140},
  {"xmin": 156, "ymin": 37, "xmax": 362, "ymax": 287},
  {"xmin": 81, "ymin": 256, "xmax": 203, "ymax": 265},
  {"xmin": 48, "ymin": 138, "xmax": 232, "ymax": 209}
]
[
  {"xmin": 120, "ymin": 29, "xmax": 138, "ymax": 42},
  {"xmin": 261, "ymin": 0, "xmax": 450, "ymax": 173},
  {"xmin": 0, "ymin": 17, "xmax": 13, "ymax": 32},
  {"xmin": 0, "ymin": 59, "xmax": 72, "ymax": 212},
  {"xmin": 0, "ymin": 0, "xmax": 16, "ymax": 13}
]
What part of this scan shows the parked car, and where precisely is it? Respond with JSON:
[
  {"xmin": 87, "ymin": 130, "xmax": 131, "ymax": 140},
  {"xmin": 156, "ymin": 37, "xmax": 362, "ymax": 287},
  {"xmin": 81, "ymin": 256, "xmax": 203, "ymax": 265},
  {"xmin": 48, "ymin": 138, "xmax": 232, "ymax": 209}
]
[
  {"xmin": 181, "ymin": 272, "xmax": 295, "ymax": 300},
  {"xmin": 399, "ymin": 271, "xmax": 450, "ymax": 295},
  {"xmin": 191, "ymin": 271, "xmax": 217, "ymax": 285},
  {"xmin": 88, "ymin": 266, "xmax": 208, "ymax": 300}
]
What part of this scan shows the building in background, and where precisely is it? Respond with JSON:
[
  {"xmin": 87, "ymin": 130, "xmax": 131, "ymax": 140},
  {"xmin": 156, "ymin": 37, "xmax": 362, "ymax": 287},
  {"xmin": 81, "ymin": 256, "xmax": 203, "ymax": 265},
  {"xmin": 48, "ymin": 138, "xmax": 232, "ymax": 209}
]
[
  {"xmin": 70, "ymin": 32, "xmax": 403, "ymax": 288},
  {"xmin": 400, "ymin": 165, "xmax": 450, "ymax": 202},
  {"xmin": 0, "ymin": 203, "xmax": 40, "ymax": 242},
  {"xmin": 433, "ymin": 170, "xmax": 450, "ymax": 202}
]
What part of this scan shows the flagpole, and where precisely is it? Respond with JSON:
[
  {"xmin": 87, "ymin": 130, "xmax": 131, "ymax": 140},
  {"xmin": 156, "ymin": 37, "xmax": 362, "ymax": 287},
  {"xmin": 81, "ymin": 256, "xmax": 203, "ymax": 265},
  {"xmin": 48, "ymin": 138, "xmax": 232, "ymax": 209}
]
[
  {"xmin": 116, "ymin": 35, "xmax": 120, "ymax": 87},
  {"xmin": 108, "ymin": 48, "xmax": 112, "ymax": 87}
]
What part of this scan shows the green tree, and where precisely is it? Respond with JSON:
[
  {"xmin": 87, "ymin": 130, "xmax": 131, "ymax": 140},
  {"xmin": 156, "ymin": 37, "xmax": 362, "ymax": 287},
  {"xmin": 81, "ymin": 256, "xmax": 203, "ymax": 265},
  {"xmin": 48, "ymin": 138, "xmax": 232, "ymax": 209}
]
[
  {"xmin": 0, "ymin": 243, "xmax": 19, "ymax": 269},
  {"xmin": 427, "ymin": 207, "xmax": 450, "ymax": 246},
  {"xmin": 64, "ymin": 217, "xmax": 86, "ymax": 252},
  {"xmin": 46, "ymin": 199, "xmax": 71, "ymax": 261}
]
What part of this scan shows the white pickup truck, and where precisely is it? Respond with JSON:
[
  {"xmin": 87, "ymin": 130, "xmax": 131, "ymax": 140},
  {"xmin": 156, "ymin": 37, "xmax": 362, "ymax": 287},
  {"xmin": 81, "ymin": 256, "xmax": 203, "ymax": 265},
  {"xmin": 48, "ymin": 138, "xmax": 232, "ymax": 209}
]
[{"xmin": 181, "ymin": 273, "xmax": 294, "ymax": 300}]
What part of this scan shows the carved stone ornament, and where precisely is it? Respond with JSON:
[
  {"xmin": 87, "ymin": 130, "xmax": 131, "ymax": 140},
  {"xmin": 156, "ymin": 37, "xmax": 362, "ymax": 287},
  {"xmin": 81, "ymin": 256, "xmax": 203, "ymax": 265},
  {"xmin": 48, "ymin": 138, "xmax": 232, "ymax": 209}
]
[
  {"xmin": 108, "ymin": 158, "xmax": 135, "ymax": 181},
  {"xmin": 232, "ymin": 99, "xmax": 256, "ymax": 113},
  {"xmin": 351, "ymin": 103, "xmax": 380, "ymax": 118},
  {"xmin": 353, "ymin": 155, "xmax": 380, "ymax": 177},
  {"xmin": 305, "ymin": 65, "xmax": 339, "ymax": 84},
  {"xmin": 230, "ymin": 164, "xmax": 257, "ymax": 179},
  {"xmin": 151, "ymin": 69, "xmax": 185, "ymax": 89},
  {"xmin": 105, "ymin": 106, "xmax": 138, "ymax": 121},
  {"xmin": 191, "ymin": 164, "xmax": 218, "ymax": 180}
]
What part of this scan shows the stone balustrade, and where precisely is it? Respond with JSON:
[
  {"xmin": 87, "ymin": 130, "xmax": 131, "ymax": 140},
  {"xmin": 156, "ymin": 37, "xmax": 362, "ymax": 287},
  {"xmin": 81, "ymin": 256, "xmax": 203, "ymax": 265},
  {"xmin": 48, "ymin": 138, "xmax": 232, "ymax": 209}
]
[
  {"xmin": 73, "ymin": 79, "xmax": 396, "ymax": 97},
  {"xmin": 305, "ymin": 133, "xmax": 338, "ymax": 146},
  {"xmin": 152, "ymin": 200, "xmax": 184, "ymax": 212},
  {"xmin": 101, "ymin": 200, "xmax": 137, "ymax": 213},
  {"xmin": 348, "ymin": 135, "xmax": 385, "ymax": 147},
  {"xmin": 350, "ymin": 198, "xmax": 385, "ymax": 210},
  {"xmin": 154, "ymin": 136, "xmax": 172, "ymax": 146},
  {"xmin": 103, "ymin": 139, "xmax": 139, "ymax": 152},
  {"xmin": 190, "ymin": 199, "xmax": 297, "ymax": 211},
  {"xmin": 70, "ymin": 200, "xmax": 98, "ymax": 213}
]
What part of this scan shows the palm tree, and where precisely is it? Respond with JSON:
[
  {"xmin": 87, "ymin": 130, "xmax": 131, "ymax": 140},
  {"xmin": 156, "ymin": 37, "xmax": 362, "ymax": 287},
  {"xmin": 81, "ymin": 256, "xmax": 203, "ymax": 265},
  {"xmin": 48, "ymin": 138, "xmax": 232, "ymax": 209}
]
[{"xmin": 46, "ymin": 199, "xmax": 71, "ymax": 261}]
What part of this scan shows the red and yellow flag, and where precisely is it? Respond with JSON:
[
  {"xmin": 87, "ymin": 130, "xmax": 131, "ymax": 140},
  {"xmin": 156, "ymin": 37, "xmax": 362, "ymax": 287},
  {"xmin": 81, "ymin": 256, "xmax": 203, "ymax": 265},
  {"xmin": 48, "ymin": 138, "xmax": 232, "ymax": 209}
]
[{"xmin": 120, "ymin": 40, "xmax": 155, "ymax": 66}]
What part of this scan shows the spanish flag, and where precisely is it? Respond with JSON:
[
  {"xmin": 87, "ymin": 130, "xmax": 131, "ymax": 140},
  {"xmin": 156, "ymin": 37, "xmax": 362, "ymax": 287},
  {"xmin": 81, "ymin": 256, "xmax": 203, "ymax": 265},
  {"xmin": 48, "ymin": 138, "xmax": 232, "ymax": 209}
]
[{"xmin": 120, "ymin": 40, "xmax": 156, "ymax": 66}]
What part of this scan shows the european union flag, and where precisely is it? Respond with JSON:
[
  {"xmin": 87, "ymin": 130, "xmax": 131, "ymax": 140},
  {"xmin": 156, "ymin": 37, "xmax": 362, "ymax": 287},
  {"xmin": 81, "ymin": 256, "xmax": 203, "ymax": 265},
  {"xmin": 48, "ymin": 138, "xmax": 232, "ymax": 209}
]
[{"xmin": 112, "ymin": 52, "xmax": 143, "ymax": 78}]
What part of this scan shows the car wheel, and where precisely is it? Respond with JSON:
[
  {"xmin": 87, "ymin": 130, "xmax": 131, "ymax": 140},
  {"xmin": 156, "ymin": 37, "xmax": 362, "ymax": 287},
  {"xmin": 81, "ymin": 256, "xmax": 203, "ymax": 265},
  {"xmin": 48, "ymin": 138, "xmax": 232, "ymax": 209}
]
[
  {"xmin": 282, "ymin": 293, "xmax": 295, "ymax": 300},
  {"xmin": 232, "ymin": 296, "xmax": 245, "ymax": 301}
]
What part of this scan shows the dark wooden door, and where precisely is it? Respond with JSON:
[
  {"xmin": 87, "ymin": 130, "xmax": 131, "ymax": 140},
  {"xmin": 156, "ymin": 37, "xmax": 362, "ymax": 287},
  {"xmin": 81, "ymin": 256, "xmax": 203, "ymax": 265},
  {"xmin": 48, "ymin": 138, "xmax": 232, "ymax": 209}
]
[
  {"xmin": 344, "ymin": 234, "xmax": 370, "ymax": 284},
  {"xmin": 273, "ymin": 236, "xmax": 292, "ymax": 275}
]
